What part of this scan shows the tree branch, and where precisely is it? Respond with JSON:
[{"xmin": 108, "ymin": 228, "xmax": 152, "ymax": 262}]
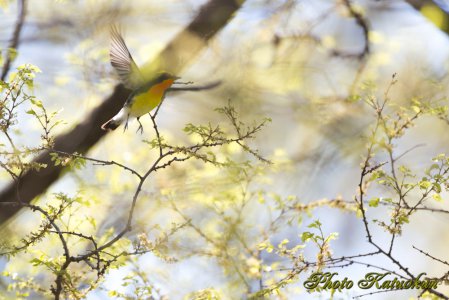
[
  {"xmin": 1, "ymin": 0, "xmax": 27, "ymax": 81},
  {"xmin": 0, "ymin": 0, "xmax": 244, "ymax": 224}
]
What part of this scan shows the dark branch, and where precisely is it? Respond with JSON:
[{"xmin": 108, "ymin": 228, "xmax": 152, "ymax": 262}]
[
  {"xmin": 1, "ymin": 0, "xmax": 27, "ymax": 81},
  {"xmin": 341, "ymin": 0, "xmax": 370, "ymax": 59},
  {"xmin": 0, "ymin": 0, "xmax": 244, "ymax": 224},
  {"xmin": 169, "ymin": 80, "xmax": 221, "ymax": 92}
]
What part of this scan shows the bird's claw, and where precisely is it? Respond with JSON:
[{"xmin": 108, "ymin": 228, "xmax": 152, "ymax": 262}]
[
  {"xmin": 123, "ymin": 114, "xmax": 130, "ymax": 132},
  {"xmin": 136, "ymin": 124, "xmax": 144, "ymax": 134},
  {"xmin": 136, "ymin": 118, "xmax": 144, "ymax": 134}
]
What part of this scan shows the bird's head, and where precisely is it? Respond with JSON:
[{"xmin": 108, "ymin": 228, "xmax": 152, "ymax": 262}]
[
  {"xmin": 150, "ymin": 72, "xmax": 179, "ymax": 91},
  {"xmin": 157, "ymin": 72, "xmax": 180, "ymax": 82}
]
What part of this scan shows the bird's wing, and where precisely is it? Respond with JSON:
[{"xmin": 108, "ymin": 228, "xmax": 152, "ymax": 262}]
[{"xmin": 110, "ymin": 26, "xmax": 144, "ymax": 90}]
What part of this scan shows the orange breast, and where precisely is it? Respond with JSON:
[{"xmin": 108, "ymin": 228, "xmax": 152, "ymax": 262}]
[
  {"xmin": 129, "ymin": 79, "xmax": 175, "ymax": 117},
  {"xmin": 148, "ymin": 79, "xmax": 175, "ymax": 95}
]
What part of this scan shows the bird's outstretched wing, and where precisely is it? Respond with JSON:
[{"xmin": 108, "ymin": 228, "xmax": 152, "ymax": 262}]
[{"xmin": 110, "ymin": 25, "xmax": 144, "ymax": 90}]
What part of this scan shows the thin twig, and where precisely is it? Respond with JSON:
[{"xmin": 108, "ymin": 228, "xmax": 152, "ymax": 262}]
[
  {"xmin": 413, "ymin": 246, "xmax": 449, "ymax": 267},
  {"xmin": 169, "ymin": 80, "xmax": 221, "ymax": 92},
  {"xmin": 1, "ymin": 0, "xmax": 27, "ymax": 81}
]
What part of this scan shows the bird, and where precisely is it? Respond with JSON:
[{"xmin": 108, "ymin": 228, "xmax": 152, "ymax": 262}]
[{"xmin": 101, "ymin": 26, "xmax": 179, "ymax": 133}]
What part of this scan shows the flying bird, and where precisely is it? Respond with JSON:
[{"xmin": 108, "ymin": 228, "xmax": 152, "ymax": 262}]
[{"xmin": 101, "ymin": 26, "xmax": 179, "ymax": 133}]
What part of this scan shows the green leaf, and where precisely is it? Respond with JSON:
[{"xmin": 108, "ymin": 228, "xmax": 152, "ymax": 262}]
[
  {"xmin": 433, "ymin": 154, "xmax": 446, "ymax": 162},
  {"xmin": 327, "ymin": 232, "xmax": 339, "ymax": 241},
  {"xmin": 301, "ymin": 231, "xmax": 314, "ymax": 242},
  {"xmin": 433, "ymin": 194, "xmax": 442, "ymax": 202},
  {"xmin": 370, "ymin": 170, "xmax": 384, "ymax": 181},
  {"xmin": 308, "ymin": 220, "xmax": 322, "ymax": 229},
  {"xmin": 277, "ymin": 239, "xmax": 289, "ymax": 248},
  {"xmin": 411, "ymin": 105, "xmax": 421, "ymax": 113},
  {"xmin": 398, "ymin": 214, "xmax": 409, "ymax": 224},
  {"xmin": 433, "ymin": 183, "xmax": 442, "ymax": 193},
  {"xmin": 383, "ymin": 198, "xmax": 392, "ymax": 204},
  {"xmin": 30, "ymin": 258, "xmax": 42, "ymax": 266},
  {"xmin": 398, "ymin": 165, "xmax": 411, "ymax": 175},
  {"xmin": 419, "ymin": 180, "xmax": 431, "ymax": 190},
  {"xmin": 257, "ymin": 191, "xmax": 265, "ymax": 204},
  {"xmin": 257, "ymin": 242, "xmax": 267, "ymax": 250},
  {"xmin": 30, "ymin": 98, "xmax": 43, "ymax": 108},
  {"xmin": 368, "ymin": 197, "xmax": 380, "ymax": 207}
]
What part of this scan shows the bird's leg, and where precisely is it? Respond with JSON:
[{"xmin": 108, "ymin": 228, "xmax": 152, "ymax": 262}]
[
  {"xmin": 136, "ymin": 117, "xmax": 144, "ymax": 134},
  {"xmin": 123, "ymin": 114, "xmax": 130, "ymax": 132}
]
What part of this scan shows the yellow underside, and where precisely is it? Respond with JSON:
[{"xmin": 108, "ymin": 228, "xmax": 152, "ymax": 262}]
[
  {"xmin": 128, "ymin": 79, "xmax": 174, "ymax": 117},
  {"xmin": 129, "ymin": 91, "xmax": 161, "ymax": 117}
]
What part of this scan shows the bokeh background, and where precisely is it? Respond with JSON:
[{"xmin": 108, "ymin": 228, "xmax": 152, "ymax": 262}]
[{"xmin": 1, "ymin": 0, "xmax": 449, "ymax": 299}]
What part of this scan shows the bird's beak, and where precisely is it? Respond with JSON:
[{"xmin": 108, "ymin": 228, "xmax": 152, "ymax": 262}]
[{"xmin": 172, "ymin": 76, "xmax": 184, "ymax": 85}]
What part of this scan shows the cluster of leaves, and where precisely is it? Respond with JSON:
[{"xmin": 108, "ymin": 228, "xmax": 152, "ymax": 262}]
[
  {"xmin": 204, "ymin": 77, "xmax": 449, "ymax": 300},
  {"xmin": 135, "ymin": 77, "xmax": 449, "ymax": 300},
  {"xmin": 1, "ymin": 71, "xmax": 286, "ymax": 299},
  {"xmin": 99, "ymin": 154, "xmax": 349, "ymax": 300},
  {"xmin": 2, "ymin": 63, "xmax": 449, "ymax": 300},
  {"xmin": 351, "ymin": 76, "xmax": 449, "ymax": 299},
  {"xmin": 361, "ymin": 77, "xmax": 449, "ymax": 233},
  {"xmin": 0, "ymin": 64, "xmax": 62, "ymax": 180}
]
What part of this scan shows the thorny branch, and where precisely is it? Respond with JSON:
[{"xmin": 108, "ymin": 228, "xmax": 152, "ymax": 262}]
[
  {"xmin": 247, "ymin": 76, "xmax": 449, "ymax": 299},
  {"xmin": 0, "ymin": 0, "xmax": 244, "ymax": 224},
  {"xmin": 353, "ymin": 76, "xmax": 449, "ymax": 299},
  {"xmin": 0, "ymin": 96, "xmax": 269, "ymax": 299}
]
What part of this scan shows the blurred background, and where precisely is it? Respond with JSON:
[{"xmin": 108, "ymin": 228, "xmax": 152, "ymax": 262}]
[{"xmin": 1, "ymin": 0, "xmax": 449, "ymax": 299}]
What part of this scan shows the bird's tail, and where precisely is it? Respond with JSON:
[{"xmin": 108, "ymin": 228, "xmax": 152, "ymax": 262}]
[
  {"xmin": 101, "ymin": 118, "xmax": 121, "ymax": 131},
  {"xmin": 101, "ymin": 108, "xmax": 127, "ymax": 131}
]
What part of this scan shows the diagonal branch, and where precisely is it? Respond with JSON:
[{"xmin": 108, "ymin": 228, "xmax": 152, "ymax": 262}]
[
  {"xmin": 1, "ymin": 0, "xmax": 27, "ymax": 81},
  {"xmin": 169, "ymin": 80, "xmax": 221, "ymax": 92},
  {"xmin": 0, "ymin": 0, "xmax": 244, "ymax": 224}
]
